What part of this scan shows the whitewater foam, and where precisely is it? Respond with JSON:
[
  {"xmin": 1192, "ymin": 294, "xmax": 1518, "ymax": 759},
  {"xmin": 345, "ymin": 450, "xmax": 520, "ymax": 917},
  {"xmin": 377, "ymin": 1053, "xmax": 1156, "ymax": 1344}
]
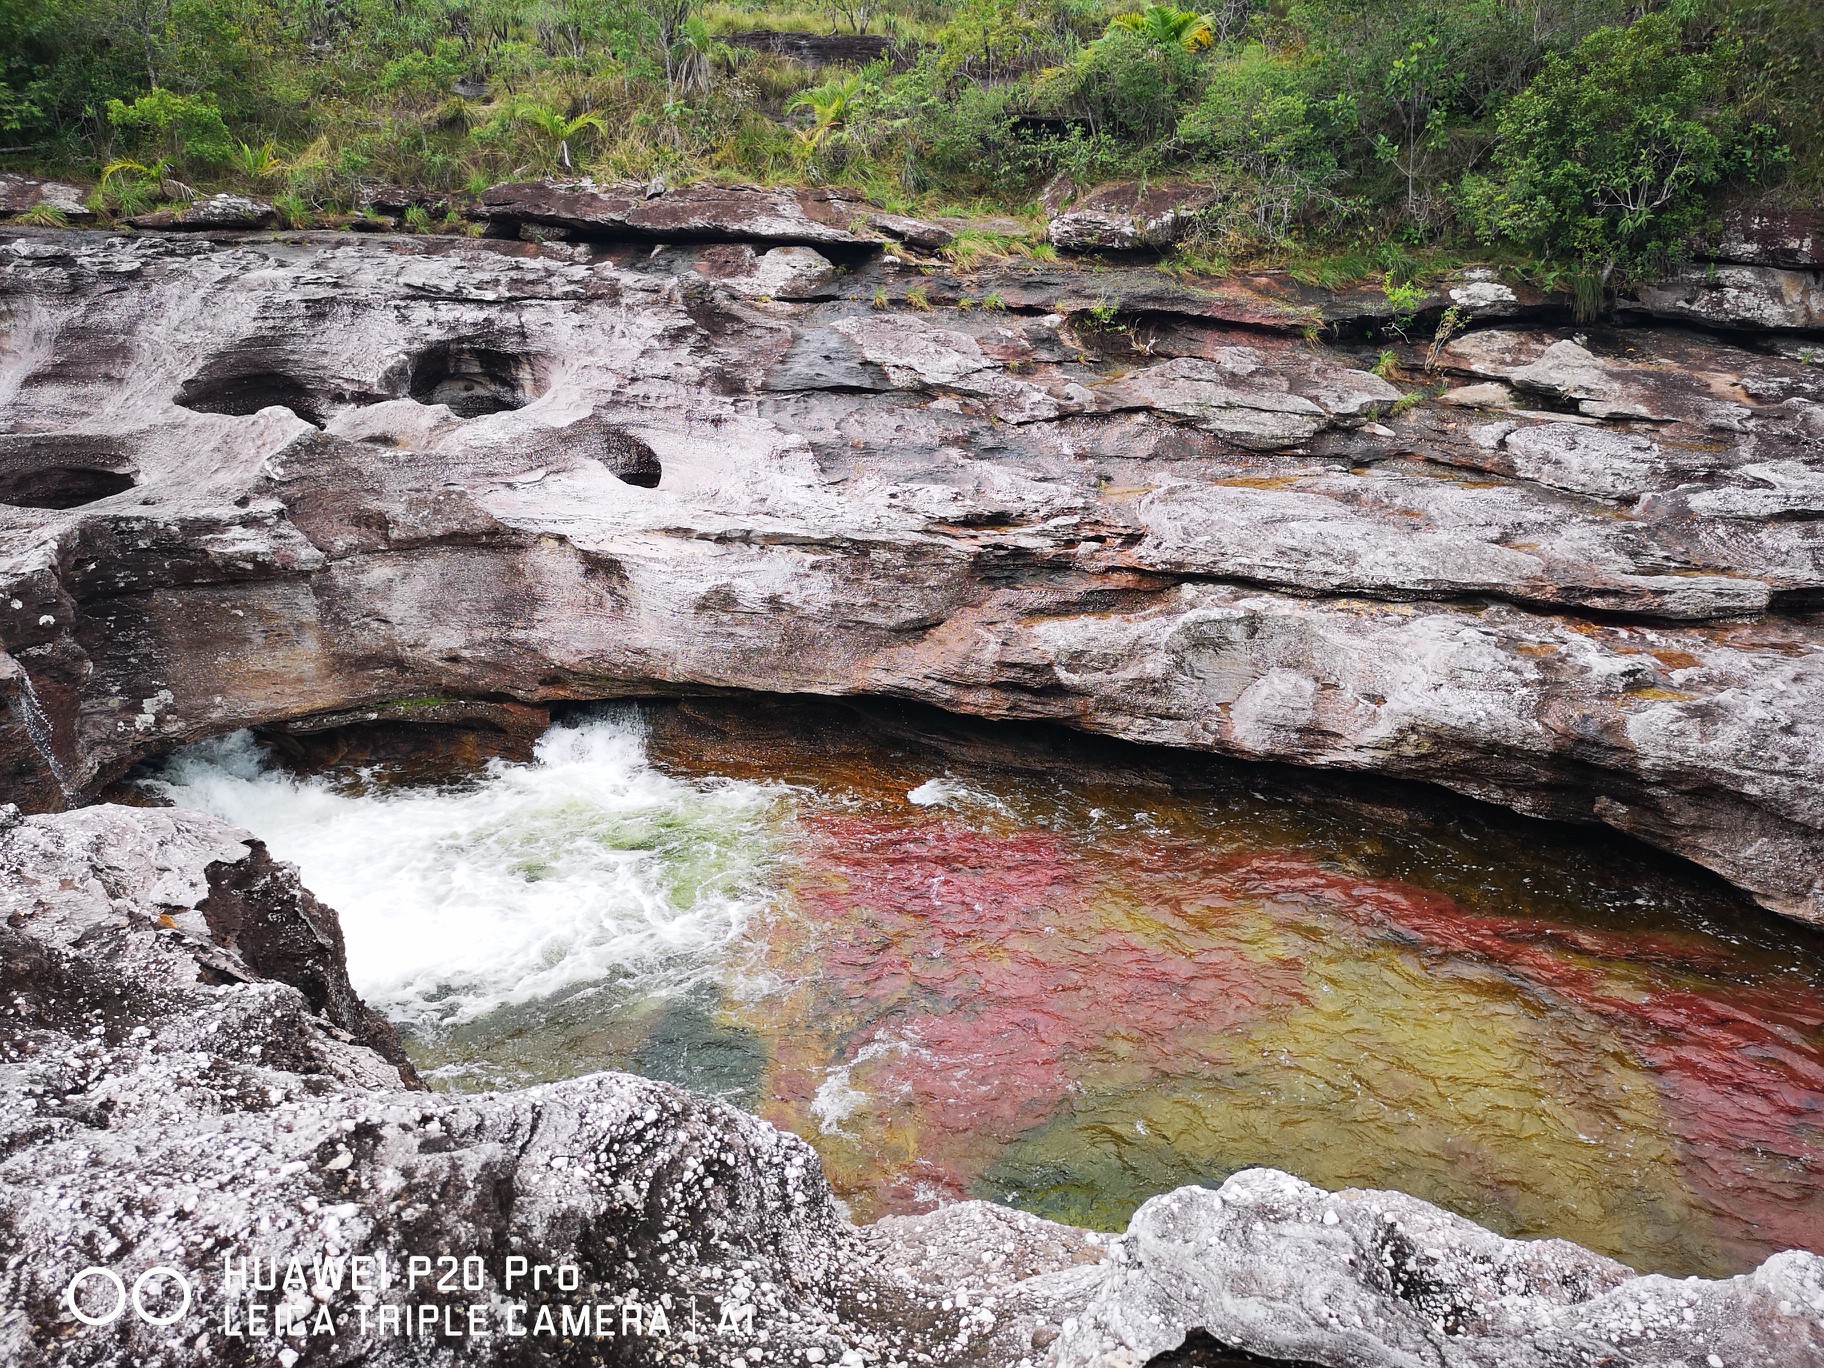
[{"xmin": 148, "ymin": 712, "xmax": 785, "ymax": 1028}]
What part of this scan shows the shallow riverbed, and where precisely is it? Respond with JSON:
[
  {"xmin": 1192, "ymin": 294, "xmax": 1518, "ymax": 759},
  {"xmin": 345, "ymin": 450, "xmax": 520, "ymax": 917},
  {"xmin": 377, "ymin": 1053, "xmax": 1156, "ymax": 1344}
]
[{"xmin": 149, "ymin": 700, "xmax": 1824, "ymax": 1280}]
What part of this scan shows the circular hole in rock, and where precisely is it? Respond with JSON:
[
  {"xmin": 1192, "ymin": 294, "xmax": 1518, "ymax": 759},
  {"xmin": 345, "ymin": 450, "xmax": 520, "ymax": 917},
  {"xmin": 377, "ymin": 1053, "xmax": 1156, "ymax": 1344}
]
[
  {"xmin": 405, "ymin": 341, "xmax": 550, "ymax": 419},
  {"xmin": 0, "ymin": 465, "xmax": 136, "ymax": 509},
  {"xmin": 175, "ymin": 362, "xmax": 330, "ymax": 427},
  {"xmin": 595, "ymin": 426, "xmax": 662, "ymax": 489},
  {"xmin": 0, "ymin": 436, "xmax": 137, "ymax": 509}
]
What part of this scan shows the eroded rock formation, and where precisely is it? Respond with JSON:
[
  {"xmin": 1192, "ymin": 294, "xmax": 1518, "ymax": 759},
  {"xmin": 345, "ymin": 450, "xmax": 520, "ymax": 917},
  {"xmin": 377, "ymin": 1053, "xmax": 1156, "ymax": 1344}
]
[
  {"xmin": 3, "ymin": 804, "xmax": 1817, "ymax": 1368},
  {"xmin": 1, "ymin": 227, "xmax": 1821, "ymax": 926}
]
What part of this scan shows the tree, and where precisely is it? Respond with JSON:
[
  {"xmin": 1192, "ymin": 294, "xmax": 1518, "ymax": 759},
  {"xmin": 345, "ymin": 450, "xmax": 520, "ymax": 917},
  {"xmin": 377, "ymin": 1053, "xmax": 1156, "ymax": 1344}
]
[
  {"xmin": 669, "ymin": 16, "xmax": 731, "ymax": 99},
  {"xmin": 826, "ymin": 0, "xmax": 877, "ymax": 36},
  {"xmin": 1374, "ymin": 33, "xmax": 1461, "ymax": 213},
  {"xmin": 1067, "ymin": 10, "xmax": 1211, "ymax": 142},
  {"xmin": 789, "ymin": 73, "xmax": 865, "ymax": 152},
  {"xmin": 1461, "ymin": 12, "xmax": 1780, "ymax": 284},
  {"xmin": 505, "ymin": 98, "xmax": 607, "ymax": 169},
  {"xmin": 641, "ymin": 0, "xmax": 694, "ymax": 104},
  {"xmin": 105, "ymin": 87, "xmax": 235, "ymax": 166}
]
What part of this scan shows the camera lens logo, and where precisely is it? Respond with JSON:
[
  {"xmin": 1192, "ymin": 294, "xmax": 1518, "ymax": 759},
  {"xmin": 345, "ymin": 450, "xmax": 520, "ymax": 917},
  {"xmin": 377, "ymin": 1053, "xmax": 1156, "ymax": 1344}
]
[{"xmin": 65, "ymin": 1267, "xmax": 192, "ymax": 1327}]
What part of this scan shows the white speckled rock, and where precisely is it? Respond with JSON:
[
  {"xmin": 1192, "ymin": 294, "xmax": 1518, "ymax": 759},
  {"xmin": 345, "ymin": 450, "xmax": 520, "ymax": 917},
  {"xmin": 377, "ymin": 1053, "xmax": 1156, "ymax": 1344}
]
[
  {"xmin": 1632, "ymin": 264, "xmax": 1824, "ymax": 332},
  {"xmin": 1053, "ymin": 1172, "xmax": 1824, "ymax": 1368},
  {"xmin": 2, "ymin": 231, "xmax": 1824, "ymax": 926}
]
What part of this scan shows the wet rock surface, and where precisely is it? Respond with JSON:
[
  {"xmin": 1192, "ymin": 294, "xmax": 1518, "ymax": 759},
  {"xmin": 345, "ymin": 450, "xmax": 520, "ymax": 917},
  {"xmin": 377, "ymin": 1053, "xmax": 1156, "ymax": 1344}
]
[
  {"xmin": 0, "ymin": 228, "xmax": 1822, "ymax": 927},
  {"xmin": 2, "ymin": 804, "xmax": 1817, "ymax": 1368}
]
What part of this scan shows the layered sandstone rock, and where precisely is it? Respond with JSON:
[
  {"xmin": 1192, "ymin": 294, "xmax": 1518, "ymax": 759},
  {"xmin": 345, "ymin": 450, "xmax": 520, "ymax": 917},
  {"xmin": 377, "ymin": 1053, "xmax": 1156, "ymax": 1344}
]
[
  {"xmin": 0, "ymin": 174, "xmax": 93, "ymax": 223},
  {"xmin": 475, "ymin": 179, "xmax": 948, "ymax": 250},
  {"xmin": 1045, "ymin": 181, "xmax": 1220, "ymax": 253},
  {"xmin": 1630, "ymin": 262, "xmax": 1824, "ymax": 332},
  {"xmin": 127, "ymin": 193, "xmax": 278, "ymax": 232},
  {"xmin": 0, "ymin": 229, "xmax": 1821, "ymax": 928}
]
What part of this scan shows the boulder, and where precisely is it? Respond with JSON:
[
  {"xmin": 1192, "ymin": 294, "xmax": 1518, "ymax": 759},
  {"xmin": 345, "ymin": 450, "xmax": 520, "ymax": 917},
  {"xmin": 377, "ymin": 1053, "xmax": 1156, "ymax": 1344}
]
[
  {"xmin": 1046, "ymin": 179, "xmax": 1218, "ymax": 253},
  {"xmin": 1053, "ymin": 1174, "xmax": 1824, "ymax": 1368},
  {"xmin": 1631, "ymin": 263, "xmax": 1824, "ymax": 331},
  {"xmin": 1439, "ymin": 381, "xmax": 1515, "ymax": 409},
  {"xmin": 476, "ymin": 178, "xmax": 883, "ymax": 246},
  {"xmin": 693, "ymin": 243, "xmax": 843, "ymax": 299},
  {"xmin": 1711, "ymin": 208, "xmax": 1824, "ymax": 269},
  {"xmin": 361, "ymin": 183, "xmax": 451, "ymax": 217},
  {"xmin": 128, "ymin": 192, "xmax": 277, "ymax": 231},
  {"xmin": 868, "ymin": 210, "xmax": 954, "ymax": 251},
  {"xmin": 0, "ymin": 172, "xmax": 93, "ymax": 221}
]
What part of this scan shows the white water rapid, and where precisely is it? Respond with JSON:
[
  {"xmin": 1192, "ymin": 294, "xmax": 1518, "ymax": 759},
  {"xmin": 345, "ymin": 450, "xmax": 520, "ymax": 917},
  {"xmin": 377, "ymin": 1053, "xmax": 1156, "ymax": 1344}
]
[{"xmin": 148, "ymin": 713, "xmax": 785, "ymax": 1029}]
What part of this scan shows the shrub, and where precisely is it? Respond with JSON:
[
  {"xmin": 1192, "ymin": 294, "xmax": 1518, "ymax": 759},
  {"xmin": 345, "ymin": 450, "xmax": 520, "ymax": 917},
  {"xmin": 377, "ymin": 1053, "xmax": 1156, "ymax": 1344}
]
[
  {"xmin": 1177, "ymin": 45, "xmax": 1349, "ymax": 241},
  {"xmin": 1065, "ymin": 19, "xmax": 1205, "ymax": 143},
  {"xmin": 1459, "ymin": 13, "xmax": 1784, "ymax": 284},
  {"xmin": 105, "ymin": 88, "xmax": 235, "ymax": 166}
]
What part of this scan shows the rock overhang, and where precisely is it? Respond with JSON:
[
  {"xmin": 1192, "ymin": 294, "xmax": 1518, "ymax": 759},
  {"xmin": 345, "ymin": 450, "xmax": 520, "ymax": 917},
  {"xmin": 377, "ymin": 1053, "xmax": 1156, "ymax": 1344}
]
[{"xmin": 0, "ymin": 228, "xmax": 1822, "ymax": 930}]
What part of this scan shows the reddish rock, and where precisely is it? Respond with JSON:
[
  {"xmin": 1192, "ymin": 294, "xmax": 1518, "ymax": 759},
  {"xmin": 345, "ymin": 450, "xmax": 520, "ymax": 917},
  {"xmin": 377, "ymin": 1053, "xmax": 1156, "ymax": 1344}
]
[
  {"xmin": 1712, "ymin": 208, "xmax": 1824, "ymax": 269},
  {"xmin": 478, "ymin": 178, "xmax": 884, "ymax": 246},
  {"xmin": 868, "ymin": 211, "xmax": 953, "ymax": 251},
  {"xmin": 0, "ymin": 173, "xmax": 92, "ymax": 222},
  {"xmin": 1047, "ymin": 180, "xmax": 1219, "ymax": 253}
]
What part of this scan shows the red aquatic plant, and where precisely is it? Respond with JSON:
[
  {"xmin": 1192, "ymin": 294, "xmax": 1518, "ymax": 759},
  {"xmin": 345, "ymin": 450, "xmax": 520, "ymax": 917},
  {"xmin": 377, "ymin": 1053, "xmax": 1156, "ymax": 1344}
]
[{"xmin": 762, "ymin": 811, "xmax": 1305, "ymax": 1208}]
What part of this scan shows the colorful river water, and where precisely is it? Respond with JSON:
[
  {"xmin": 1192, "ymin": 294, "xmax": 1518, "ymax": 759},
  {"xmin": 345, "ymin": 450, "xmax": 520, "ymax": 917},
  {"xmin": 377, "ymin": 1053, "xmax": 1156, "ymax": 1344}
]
[{"xmin": 149, "ymin": 702, "xmax": 1824, "ymax": 1279}]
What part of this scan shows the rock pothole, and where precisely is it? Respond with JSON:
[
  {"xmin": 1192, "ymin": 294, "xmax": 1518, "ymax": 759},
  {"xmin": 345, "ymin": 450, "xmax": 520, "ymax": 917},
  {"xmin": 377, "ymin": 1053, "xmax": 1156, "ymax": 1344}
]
[
  {"xmin": 403, "ymin": 339, "xmax": 551, "ymax": 417},
  {"xmin": 586, "ymin": 420, "xmax": 663, "ymax": 488},
  {"xmin": 0, "ymin": 464, "xmax": 135, "ymax": 509},
  {"xmin": 0, "ymin": 436, "xmax": 136, "ymax": 509},
  {"xmin": 176, "ymin": 365, "xmax": 329, "ymax": 426}
]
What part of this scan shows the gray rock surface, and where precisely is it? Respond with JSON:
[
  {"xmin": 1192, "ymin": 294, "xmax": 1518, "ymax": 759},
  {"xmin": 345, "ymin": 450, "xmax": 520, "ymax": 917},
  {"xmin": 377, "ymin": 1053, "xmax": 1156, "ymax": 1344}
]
[
  {"xmin": 1630, "ymin": 263, "xmax": 1824, "ymax": 331},
  {"xmin": 1054, "ymin": 1175, "xmax": 1824, "ymax": 1368},
  {"xmin": 127, "ymin": 193, "xmax": 277, "ymax": 232},
  {"xmin": 0, "ymin": 175, "xmax": 93, "ymax": 222},
  {"xmin": 1, "ymin": 230, "xmax": 1823, "ymax": 927},
  {"xmin": 1046, "ymin": 182, "xmax": 1218, "ymax": 253},
  {"xmin": 4, "ymin": 804, "xmax": 1817, "ymax": 1368},
  {"xmin": 476, "ymin": 179, "xmax": 889, "ymax": 247}
]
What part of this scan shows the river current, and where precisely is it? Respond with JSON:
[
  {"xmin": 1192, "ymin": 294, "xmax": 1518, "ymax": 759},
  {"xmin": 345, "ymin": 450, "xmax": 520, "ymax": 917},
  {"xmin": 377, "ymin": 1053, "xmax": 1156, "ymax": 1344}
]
[{"xmin": 149, "ymin": 702, "xmax": 1824, "ymax": 1279}]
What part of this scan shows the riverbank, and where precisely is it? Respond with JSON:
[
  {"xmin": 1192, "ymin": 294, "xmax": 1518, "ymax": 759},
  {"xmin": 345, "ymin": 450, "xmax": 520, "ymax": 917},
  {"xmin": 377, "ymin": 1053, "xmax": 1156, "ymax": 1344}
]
[{"xmin": 3, "ymin": 212, "xmax": 1823, "ymax": 1365}]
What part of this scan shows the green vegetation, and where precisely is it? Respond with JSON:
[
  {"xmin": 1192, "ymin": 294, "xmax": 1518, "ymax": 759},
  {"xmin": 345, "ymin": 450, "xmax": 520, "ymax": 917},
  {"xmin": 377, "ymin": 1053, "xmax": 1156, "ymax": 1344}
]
[{"xmin": 1, "ymin": 0, "xmax": 1814, "ymax": 287}]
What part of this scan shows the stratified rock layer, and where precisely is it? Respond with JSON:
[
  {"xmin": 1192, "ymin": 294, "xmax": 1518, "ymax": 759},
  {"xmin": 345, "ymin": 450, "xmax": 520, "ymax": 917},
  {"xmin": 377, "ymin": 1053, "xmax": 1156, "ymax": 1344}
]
[
  {"xmin": 1045, "ymin": 181, "xmax": 1219, "ymax": 253},
  {"xmin": 0, "ymin": 229, "xmax": 1822, "ymax": 927},
  {"xmin": 3, "ymin": 805, "xmax": 1818, "ymax": 1368},
  {"xmin": 478, "ymin": 180, "xmax": 930, "ymax": 249}
]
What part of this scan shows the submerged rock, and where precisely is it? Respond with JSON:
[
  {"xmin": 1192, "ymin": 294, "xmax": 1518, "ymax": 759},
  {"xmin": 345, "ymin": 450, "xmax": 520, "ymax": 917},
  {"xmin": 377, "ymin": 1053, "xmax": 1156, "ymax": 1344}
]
[{"xmin": 2, "ymin": 805, "xmax": 1817, "ymax": 1368}]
